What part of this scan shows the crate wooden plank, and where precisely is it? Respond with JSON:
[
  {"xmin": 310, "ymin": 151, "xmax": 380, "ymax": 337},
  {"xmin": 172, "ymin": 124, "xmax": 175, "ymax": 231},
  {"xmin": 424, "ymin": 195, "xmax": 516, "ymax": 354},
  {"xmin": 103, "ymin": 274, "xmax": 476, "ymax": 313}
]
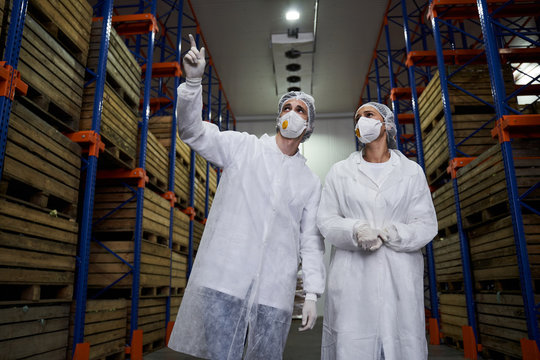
[
  {"xmin": 173, "ymin": 208, "xmax": 190, "ymax": 254},
  {"xmin": 88, "ymin": 240, "xmax": 171, "ymax": 290},
  {"xmin": 0, "ymin": 302, "xmax": 70, "ymax": 359},
  {"xmin": 88, "ymin": 21, "xmax": 140, "ymax": 110},
  {"xmin": 439, "ymin": 293, "xmax": 466, "ymax": 342},
  {"xmin": 457, "ymin": 140, "xmax": 540, "ymax": 229},
  {"xmin": 172, "ymin": 251, "xmax": 187, "ymax": 292},
  {"xmin": 433, "ymin": 233, "xmax": 463, "ymax": 284},
  {"xmin": 2, "ymin": 101, "xmax": 81, "ymax": 213},
  {"xmin": 93, "ymin": 186, "xmax": 170, "ymax": 242},
  {"xmin": 80, "ymin": 83, "xmax": 138, "ymax": 168},
  {"xmin": 18, "ymin": 15, "xmax": 84, "ymax": 131},
  {"xmin": 138, "ymin": 130, "xmax": 169, "ymax": 193},
  {"xmin": 170, "ymin": 295, "xmax": 182, "ymax": 320},
  {"xmin": 27, "ymin": 0, "xmax": 92, "ymax": 65},
  {"xmin": 127, "ymin": 298, "xmax": 166, "ymax": 348},
  {"xmin": 68, "ymin": 299, "xmax": 127, "ymax": 360},
  {"xmin": 432, "ymin": 181, "xmax": 457, "ymax": 236}
]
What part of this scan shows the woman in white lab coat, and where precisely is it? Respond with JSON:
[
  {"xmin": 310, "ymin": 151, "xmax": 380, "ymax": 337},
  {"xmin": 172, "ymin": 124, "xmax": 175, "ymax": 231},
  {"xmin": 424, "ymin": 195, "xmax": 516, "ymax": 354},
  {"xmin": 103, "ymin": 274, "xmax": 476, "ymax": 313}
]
[{"xmin": 317, "ymin": 102, "xmax": 438, "ymax": 360}]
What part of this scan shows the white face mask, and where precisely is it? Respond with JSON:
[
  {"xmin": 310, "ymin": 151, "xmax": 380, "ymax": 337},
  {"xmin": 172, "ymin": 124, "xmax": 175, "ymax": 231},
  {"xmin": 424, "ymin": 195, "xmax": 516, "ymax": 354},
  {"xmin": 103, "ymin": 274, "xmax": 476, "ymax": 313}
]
[
  {"xmin": 355, "ymin": 116, "xmax": 384, "ymax": 144},
  {"xmin": 277, "ymin": 111, "xmax": 307, "ymax": 139}
]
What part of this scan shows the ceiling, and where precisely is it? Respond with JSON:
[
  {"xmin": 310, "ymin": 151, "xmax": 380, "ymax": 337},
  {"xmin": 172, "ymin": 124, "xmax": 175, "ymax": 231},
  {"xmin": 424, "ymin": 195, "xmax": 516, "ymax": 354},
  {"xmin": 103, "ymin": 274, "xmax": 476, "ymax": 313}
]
[{"xmin": 188, "ymin": 0, "xmax": 390, "ymax": 120}]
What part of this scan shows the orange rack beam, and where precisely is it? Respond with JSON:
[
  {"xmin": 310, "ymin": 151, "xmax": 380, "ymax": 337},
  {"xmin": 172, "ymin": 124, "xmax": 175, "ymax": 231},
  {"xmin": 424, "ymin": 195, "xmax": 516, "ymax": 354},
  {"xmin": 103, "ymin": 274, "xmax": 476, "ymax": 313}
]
[
  {"xmin": 93, "ymin": 14, "xmax": 159, "ymax": 36},
  {"xmin": 514, "ymin": 84, "xmax": 540, "ymax": 96},
  {"xmin": 491, "ymin": 114, "xmax": 540, "ymax": 142},
  {"xmin": 499, "ymin": 48, "xmax": 540, "ymax": 64},
  {"xmin": 407, "ymin": 48, "xmax": 540, "ymax": 67},
  {"xmin": 97, "ymin": 168, "xmax": 149, "ymax": 188},
  {"xmin": 400, "ymin": 133, "xmax": 415, "ymax": 142},
  {"xmin": 141, "ymin": 62, "xmax": 182, "ymax": 78},
  {"xmin": 0, "ymin": 61, "xmax": 27, "ymax": 100},
  {"xmin": 447, "ymin": 157, "xmax": 476, "ymax": 178},
  {"xmin": 397, "ymin": 113, "xmax": 415, "ymax": 124},
  {"xmin": 141, "ymin": 97, "xmax": 172, "ymax": 113},
  {"xmin": 429, "ymin": 0, "xmax": 540, "ymax": 20},
  {"xmin": 390, "ymin": 87, "xmax": 425, "ymax": 101}
]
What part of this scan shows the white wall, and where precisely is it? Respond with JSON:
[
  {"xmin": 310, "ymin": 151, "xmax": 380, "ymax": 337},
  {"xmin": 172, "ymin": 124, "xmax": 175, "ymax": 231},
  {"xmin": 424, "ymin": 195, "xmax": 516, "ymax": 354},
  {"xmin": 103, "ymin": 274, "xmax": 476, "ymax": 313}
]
[{"xmin": 237, "ymin": 113, "xmax": 356, "ymax": 316}]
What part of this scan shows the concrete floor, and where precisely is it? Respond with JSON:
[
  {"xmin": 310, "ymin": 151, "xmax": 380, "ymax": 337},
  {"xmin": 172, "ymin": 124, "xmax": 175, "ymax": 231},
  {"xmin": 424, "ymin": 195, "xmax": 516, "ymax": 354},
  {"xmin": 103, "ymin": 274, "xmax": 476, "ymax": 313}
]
[{"xmin": 144, "ymin": 319, "xmax": 468, "ymax": 359}]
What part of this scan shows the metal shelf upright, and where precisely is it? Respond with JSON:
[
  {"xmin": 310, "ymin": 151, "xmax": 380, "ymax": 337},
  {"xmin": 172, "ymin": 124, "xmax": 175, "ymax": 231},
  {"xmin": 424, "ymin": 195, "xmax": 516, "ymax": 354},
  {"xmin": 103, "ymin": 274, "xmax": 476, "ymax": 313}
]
[{"xmin": 0, "ymin": 0, "xmax": 29, "ymax": 182}]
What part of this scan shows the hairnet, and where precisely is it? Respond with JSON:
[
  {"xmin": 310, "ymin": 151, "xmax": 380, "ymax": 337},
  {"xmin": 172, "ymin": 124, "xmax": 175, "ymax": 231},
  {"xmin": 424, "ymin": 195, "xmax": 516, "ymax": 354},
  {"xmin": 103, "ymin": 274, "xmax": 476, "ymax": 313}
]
[
  {"xmin": 277, "ymin": 91, "xmax": 316, "ymax": 142},
  {"xmin": 356, "ymin": 102, "xmax": 398, "ymax": 149}
]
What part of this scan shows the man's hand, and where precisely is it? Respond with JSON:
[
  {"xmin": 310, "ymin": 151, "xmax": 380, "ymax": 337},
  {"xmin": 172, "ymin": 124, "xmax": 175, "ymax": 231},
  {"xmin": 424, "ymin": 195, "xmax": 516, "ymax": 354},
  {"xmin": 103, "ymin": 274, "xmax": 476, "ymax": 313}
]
[
  {"xmin": 183, "ymin": 34, "xmax": 206, "ymax": 81},
  {"xmin": 299, "ymin": 299, "xmax": 317, "ymax": 331}
]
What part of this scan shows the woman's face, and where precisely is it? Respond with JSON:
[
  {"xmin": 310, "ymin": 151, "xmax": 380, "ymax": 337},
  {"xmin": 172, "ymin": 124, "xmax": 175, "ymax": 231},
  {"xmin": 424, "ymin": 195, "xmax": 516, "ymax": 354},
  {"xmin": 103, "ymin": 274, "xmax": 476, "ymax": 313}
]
[
  {"xmin": 354, "ymin": 106, "xmax": 384, "ymax": 124},
  {"xmin": 280, "ymin": 99, "xmax": 309, "ymax": 121}
]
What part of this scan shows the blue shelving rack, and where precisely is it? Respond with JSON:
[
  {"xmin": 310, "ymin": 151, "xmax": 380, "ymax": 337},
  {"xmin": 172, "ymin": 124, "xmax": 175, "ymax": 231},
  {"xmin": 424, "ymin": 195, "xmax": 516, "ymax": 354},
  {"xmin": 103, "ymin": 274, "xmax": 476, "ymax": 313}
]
[{"xmin": 359, "ymin": 0, "xmax": 442, "ymax": 345}]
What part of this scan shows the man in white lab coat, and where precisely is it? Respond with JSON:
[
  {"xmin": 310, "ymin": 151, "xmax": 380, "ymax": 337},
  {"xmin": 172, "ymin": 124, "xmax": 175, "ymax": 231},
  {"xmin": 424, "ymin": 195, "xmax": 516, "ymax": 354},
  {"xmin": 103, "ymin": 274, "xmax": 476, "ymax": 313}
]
[
  {"xmin": 168, "ymin": 35, "xmax": 326, "ymax": 360},
  {"xmin": 317, "ymin": 102, "xmax": 438, "ymax": 360}
]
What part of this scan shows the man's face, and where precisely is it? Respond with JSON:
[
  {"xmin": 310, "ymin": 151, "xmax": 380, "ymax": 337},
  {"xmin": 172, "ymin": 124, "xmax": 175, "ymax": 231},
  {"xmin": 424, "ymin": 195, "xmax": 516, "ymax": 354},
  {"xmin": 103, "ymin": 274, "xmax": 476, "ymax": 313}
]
[{"xmin": 280, "ymin": 99, "xmax": 309, "ymax": 121}]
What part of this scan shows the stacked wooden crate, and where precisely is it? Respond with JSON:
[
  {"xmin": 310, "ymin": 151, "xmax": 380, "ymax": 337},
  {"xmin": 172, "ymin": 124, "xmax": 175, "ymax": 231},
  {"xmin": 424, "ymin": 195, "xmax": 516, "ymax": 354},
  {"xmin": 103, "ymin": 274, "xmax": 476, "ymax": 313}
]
[
  {"xmin": 419, "ymin": 65, "xmax": 515, "ymax": 185},
  {"xmin": 128, "ymin": 298, "xmax": 167, "ymax": 352},
  {"xmin": 68, "ymin": 299, "xmax": 127, "ymax": 360},
  {"xmin": 455, "ymin": 139, "xmax": 540, "ymax": 358},
  {"xmin": 0, "ymin": 0, "xmax": 92, "ymax": 358}
]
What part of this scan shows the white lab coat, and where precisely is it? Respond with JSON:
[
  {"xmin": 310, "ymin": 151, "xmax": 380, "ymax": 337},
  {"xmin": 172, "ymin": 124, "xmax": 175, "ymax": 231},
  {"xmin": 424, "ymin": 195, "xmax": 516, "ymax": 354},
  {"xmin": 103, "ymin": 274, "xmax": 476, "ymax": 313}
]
[
  {"xmin": 317, "ymin": 150, "xmax": 437, "ymax": 360},
  {"xmin": 168, "ymin": 82, "xmax": 326, "ymax": 358}
]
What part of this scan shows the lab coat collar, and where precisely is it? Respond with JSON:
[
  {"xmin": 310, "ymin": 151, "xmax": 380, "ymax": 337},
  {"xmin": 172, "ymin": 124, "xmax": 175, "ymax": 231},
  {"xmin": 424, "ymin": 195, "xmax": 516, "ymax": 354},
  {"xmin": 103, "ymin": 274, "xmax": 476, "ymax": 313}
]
[
  {"xmin": 261, "ymin": 134, "xmax": 307, "ymax": 163},
  {"xmin": 353, "ymin": 150, "xmax": 403, "ymax": 189}
]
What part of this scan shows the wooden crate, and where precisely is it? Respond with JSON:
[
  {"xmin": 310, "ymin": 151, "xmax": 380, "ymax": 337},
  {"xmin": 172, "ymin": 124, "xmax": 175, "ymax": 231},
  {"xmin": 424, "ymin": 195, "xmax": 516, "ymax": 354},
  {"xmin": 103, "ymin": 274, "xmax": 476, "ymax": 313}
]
[
  {"xmin": 432, "ymin": 181, "xmax": 457, "ymax": 237},
  {"xmin": 0, "ymin": 197, "xmax": 77, "ymax": 302},
  {"xmin": 93, "ymin": 186, "xmax": 170, "ymax": 243},
  {"xmin": 433, "ymin": 233, "xmax": 463, "ymax": 286},
  {"xmin": 2, "ymin": 101, "xmax": 81, "ymax": 217},
  {"xmin": 0, "ymin": 302, "xmax": 70, "ymax": 359},
  {"xmin": 439, "ymin": 293, "xmax": 467, "ymax": 344},
  {"xmin": 209, "ymin": 165, "xmax": 218, "ymax": 196},
  {"xmin": 18, "ymin": 15, "xmax": 85, "ymax": 131},
  {"xmin": 467, "ymin": 214, "xmax": 540, "ymax": 282},
  {"xmin": 138, "ymin": 130, "xmax": 169, "ymax": 193},
  {"xmin": 457, "ymin": 140, "xmax": 540, "ymax": 229},
  {"xmin": 80, "ymin": 83, "xmax": 138, "ymax": 169},
  {"xmin": 148, "ymin": 116, "xmax": 192, "ymax": 206},
  {"xmin": 170, "ymin": 295, "xmax": 182, "ymax": 320},
  {"xmin": 173, "ymin": 208, "xmax": 190, "ymax": 254},
  {"xmin": 193, "ymin": 220, "xmax": 204, "ymax": 252},
  {"xmin": 88, "ymin": 240, "xmax": 172, "ymax": 295},
  {"xmin": 69, "ymin": 299, "xmax": 127, "ymax": 360},
  {"xmin": 27, "ymin": 0, "xmax": 92, "ymax": 65},
  {"xmin": 476, "ymin": 293, "xmax": 540, "ymax": 359},
  {"xmin": 422, "ymin": 113, "xmax": 497, "ymax": 185},
  {"xmin": 127, "ymin": 298, "xmax": 166, "ymax": 352},
  {"xmin": 171, "ymin": 251, "xmax": 187, "ymax": 295},
  {"xmin": 87, "ymin": 21, "xmax": 141, "ymax": 110},
  {"xmin": 418, "ymin": 65, "xmax": 515, "ymax": 185}
]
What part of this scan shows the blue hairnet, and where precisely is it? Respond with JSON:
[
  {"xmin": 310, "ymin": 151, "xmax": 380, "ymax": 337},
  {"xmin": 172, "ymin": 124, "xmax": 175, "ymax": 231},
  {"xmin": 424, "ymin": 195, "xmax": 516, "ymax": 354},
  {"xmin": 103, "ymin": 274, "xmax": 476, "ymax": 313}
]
[
  {"xmin": 357, "ymin": 102, "xmax": 398, "ymax": 149},
  {"xmin": 277, "ymin": 91, "xmax": 316, "ymax": 142}
]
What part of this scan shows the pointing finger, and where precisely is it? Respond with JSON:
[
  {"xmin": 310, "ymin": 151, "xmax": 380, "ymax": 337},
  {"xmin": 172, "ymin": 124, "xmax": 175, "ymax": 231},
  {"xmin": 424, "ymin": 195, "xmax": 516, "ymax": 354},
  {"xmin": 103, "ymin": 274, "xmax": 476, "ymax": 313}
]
[{"xmin": 188, "ymin": 34, "xmax": 197, "ymax": 49}]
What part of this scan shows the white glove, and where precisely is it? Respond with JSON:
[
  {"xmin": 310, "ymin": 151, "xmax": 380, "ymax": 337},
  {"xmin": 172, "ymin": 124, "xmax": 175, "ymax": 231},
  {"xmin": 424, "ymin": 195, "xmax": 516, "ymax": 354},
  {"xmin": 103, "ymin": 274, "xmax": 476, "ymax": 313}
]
[
  {"xmin": 354, "ymin": 223, "xmax": 383, "ymax": 251},
  {"xmin": 379, "ymin": 225, "xmax": 398, "ymax": 243},
  {"xmin": 183, "ymin": 34, "xmax": 206, "ymax": 83},
  {"xmin": 298, "ymin": 297, "xmax": 317, "ymax": 331}
]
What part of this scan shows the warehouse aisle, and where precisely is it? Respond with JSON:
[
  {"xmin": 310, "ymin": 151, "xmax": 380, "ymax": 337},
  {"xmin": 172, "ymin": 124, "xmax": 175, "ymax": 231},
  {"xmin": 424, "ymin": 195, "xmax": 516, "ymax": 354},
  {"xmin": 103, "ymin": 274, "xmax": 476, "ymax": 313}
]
[{"xmin": 144, "ymin": 319, "xmax": 468, "ymax": 359}]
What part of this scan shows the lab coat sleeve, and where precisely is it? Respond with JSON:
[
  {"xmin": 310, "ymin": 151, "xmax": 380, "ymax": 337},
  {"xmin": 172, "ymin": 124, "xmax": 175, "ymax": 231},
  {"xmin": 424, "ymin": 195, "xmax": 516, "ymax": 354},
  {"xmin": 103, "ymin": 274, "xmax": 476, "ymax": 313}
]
[
  {"xmin": 383, "ymin": 167, "xmax": 438, "ymax": 252},
  {"xmin": 317, "ymin": 166, "xmax": 362, "ymax": 252},
  {"xmin": 300, "ymin": 180, "xmax": 326, "ymax": 296},
  {"xmin": 176, "ymin": 82, "xmax": 246, "ymax": 168}
]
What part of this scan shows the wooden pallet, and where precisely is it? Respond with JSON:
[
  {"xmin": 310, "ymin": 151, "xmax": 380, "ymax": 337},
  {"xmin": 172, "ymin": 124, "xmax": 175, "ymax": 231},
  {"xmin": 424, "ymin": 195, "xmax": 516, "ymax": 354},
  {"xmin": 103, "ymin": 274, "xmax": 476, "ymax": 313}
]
[
  {"xmin": 69, "ymin": 299, "xmax": 127, "ymax": 360},
  {"xmin": 0, "ymin": 196, "xmax": 78, "ymax": 302},
  {"xmin": 457, "ymin": 140, "xmax": 540, "ymax": 229},
  {"xmin": 0, "ymin": 302, "xmax": 70, "ymax": 359},
  {"xmin": 138, "ymin": 130, "xmax": 169, "ymax": 194},
  {"xmin": 127, "ymin": 298, "xmax": 166, "ymax": 352},
  {"xmin": 80, "ymin": 83, "xmax": 138, "ymax": 169},
  {"xmin": 467, "ymin": 214, "xmax": 540, "ymax": 282},
  {"xmin": 88, "ymin": 240, "xmax": 172, "ymax": 292},
  {"xmin": 27, "ymin": 0, "xmax": 92, "ymax": 65},
  {"xmin": 476, "ymin": 292, "xmax": 540, "ymax": 359},
  {"xmin": 432, "ymin": 181, "xmax": 457, "ymax": 237},
  {"xmin": 87, "ymin": 21, "xmax": 140, "ymax": 111},
  {"xmin": 93, "ymin": 186, "xmax": 170, "ymax": 243},
  {"xmin": 2, "ymin": 101, "xmax": 81, "ymax": 217},
  {"xmin": 18, "ymin": 15, "xmax": 85, "ymax": 132}
]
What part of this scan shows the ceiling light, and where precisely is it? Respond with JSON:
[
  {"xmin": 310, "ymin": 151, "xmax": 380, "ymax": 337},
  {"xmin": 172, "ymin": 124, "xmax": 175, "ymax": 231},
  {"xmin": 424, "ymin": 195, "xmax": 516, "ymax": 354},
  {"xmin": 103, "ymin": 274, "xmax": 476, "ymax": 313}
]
[
  {"xmin": 285, "ymin": 10, "xmax": 300, "ymax": 21},
  {"xmin": 287, "ymin": 75, "xmax": 301, "ymax": 83},
  {"xmin": 288, "ymin": 86, "xmax": 301, "ymax": 92},
  {"xmin": 286, "ymin": 63, "xmax": 301, "ymax": 71}
]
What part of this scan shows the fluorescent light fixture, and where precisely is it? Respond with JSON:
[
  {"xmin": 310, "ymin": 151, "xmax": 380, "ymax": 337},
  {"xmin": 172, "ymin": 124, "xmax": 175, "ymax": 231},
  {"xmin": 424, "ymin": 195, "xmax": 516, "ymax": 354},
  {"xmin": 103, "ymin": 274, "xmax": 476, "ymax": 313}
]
[{"xmin": 286, "ymin": 9, "xmax": 300, "ymax": 21}]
